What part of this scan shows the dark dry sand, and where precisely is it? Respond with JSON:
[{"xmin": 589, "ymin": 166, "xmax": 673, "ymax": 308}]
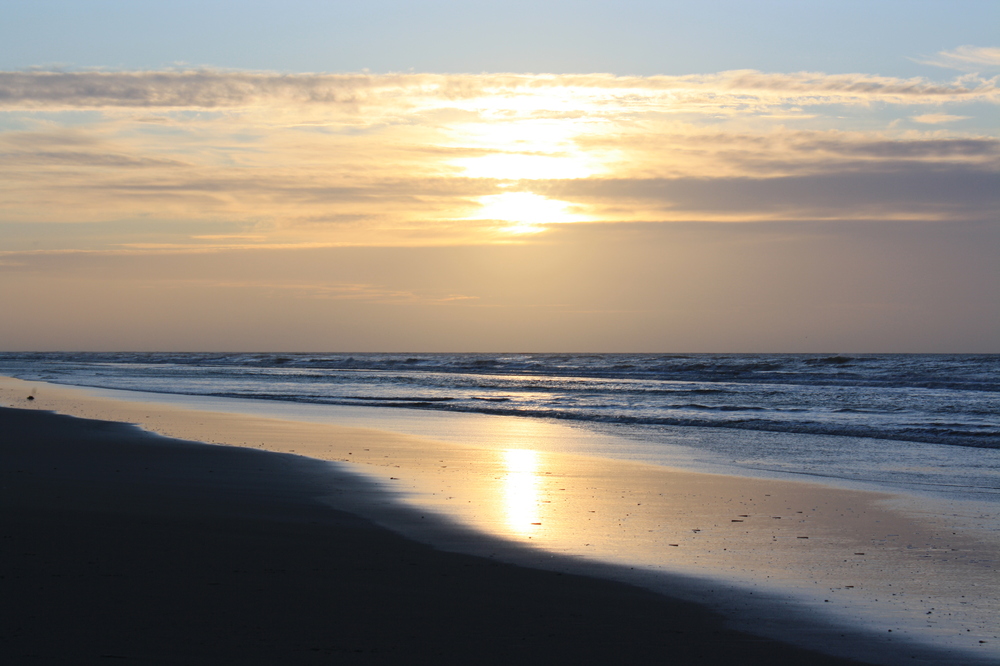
[{"xmin": 0, "ymin": 406, "xmax": 868, "ymax": 665}]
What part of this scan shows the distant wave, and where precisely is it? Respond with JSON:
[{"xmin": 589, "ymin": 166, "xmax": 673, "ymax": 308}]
[
  {"xmin": 5, "ymin": 351, "xmax": 997, "ymax": 391},
  {"xmin": 181, "ymin": 390, "xmax": 997, "ymax": 449}
]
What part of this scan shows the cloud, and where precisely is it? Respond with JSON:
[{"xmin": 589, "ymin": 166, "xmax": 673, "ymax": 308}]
[
  {"xmin": 0, "ymin": 150, "xmax": 186, "ymax": 168},
  {"xmin": 916, "ymin": 46, "xmax": 1000, "ymax": 72},
  {"xmin": 543, "ymin": 165, "xmax": 1000, "ymax": 222},
  {"xmin": 1, "ymin": 68, "xmax": 997, "ymax": 251},
  {"xmin": 2, "ymin": 124, "xmax": 997, "ymax": 243},
  {"xmin": 0, "ymin": 71, "xmax": 391, "ymax": 109},
  {"xmin": 573, "ymin": 130, "xmax": 1000, "ymax": 182},
  {"xmin": 206, "ymin": 280, "xmax": 479, "ymax": 305},
  {"xmin": 794, "ymin": 135, "xmax": 996, "ymax": 158},
  {"xmin": 910, "ymin": 113, "xmax": 970, "ymax": 124},
  {"xmin": 0, "ymin": 69, "xmax": 996, "ymax": 112}
]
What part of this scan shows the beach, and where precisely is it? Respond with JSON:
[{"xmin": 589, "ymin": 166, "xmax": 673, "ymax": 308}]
[
  {"xmin": 6, "ymin": 3, "xmax": 998, "ymax": 663},
  {"xmin": 1, "ymin": 375, "xmax": 996, "ymax": 664}
]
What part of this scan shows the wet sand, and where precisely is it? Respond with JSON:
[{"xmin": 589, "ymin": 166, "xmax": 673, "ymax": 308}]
[{"xmin": 1, "ymin": 376, "xmax": 996, "ymax": 664}]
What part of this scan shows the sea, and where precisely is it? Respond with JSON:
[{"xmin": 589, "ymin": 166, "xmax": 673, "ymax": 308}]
[{"xmin": 0, "ymin": 351, "xmax": 997, "ymax": 502}]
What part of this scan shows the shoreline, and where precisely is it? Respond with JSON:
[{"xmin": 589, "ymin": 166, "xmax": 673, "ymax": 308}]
[
  {"xmin": 1, "ymin": 376, "xmax": 996, "ymax": 664},
  {"xmin": 12, "ymin": 373, "xmax": 1000, "ymax": 506}
]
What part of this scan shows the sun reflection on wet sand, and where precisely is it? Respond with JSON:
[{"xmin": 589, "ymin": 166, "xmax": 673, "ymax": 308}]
[{"xmin": 502, "ymin": 449, "xmax": 541, "ymax": 535}]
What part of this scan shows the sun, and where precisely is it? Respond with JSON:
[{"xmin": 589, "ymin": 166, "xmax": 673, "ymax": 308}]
[
  {"xmin": 442, "ymin": 100, "xmax": 608, "ymax": 234},
  {"xmin": 473, "ymin": 192, "xmax": 591, "ymax": 234}
]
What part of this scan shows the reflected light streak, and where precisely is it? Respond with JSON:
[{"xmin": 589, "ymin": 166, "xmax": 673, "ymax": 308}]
[{"xmin": 502, "ymin": 449, "xmax": 541, "ymax": 534}]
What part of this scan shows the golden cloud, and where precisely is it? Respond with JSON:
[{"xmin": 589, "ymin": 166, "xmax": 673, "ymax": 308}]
[{"xmin": 0, "ymin": 69, "xmax": 997, "ymax": 250}]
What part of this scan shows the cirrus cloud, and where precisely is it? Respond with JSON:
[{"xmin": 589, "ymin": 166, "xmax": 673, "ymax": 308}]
[
  {"xmin": 915, "ymin": 45, "xmax": 1000, "ymax": 72},
  {"xmin": 0, "ymin": 69, "xmax": 997, "ymax": 112},
  {"xmin": 910, "ymin": 113, "xmax": 970, "ymax": 124}
]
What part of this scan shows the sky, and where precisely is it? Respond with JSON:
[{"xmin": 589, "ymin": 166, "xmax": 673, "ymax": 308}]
[{"xmin": 0, "ymin": 1, "xmax": 997, "ymax": 352}]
